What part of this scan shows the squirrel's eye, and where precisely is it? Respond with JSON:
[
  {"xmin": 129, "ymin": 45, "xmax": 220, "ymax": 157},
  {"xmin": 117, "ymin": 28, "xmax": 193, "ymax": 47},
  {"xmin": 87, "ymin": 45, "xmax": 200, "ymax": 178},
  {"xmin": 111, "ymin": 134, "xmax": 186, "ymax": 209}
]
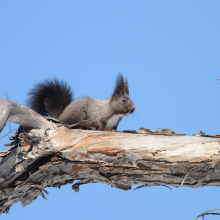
[{"xmin": 122, "ymin": 99, "xmax": 126, "ymax": 103}]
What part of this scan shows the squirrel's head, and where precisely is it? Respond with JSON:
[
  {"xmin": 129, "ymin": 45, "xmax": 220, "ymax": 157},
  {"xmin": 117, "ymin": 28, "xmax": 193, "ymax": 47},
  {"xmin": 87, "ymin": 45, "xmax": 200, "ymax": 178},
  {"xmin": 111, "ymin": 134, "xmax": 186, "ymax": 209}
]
[{"xmin": 110, "ymin": 73, "xmax": 135, "ymax": 115}]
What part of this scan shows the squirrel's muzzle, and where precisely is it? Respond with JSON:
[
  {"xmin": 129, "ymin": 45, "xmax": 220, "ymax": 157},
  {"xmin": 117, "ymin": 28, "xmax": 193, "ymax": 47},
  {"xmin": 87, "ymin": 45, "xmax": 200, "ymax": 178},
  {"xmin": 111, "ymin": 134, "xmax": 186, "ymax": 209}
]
[{"xmin": 131, "ymin": 106, "xmax": 135, "ymax": 113}]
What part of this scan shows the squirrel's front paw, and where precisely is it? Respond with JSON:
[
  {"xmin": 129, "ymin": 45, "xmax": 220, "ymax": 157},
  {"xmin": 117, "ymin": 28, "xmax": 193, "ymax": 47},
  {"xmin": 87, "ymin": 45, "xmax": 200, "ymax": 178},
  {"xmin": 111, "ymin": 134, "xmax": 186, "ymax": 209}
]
[{"xmin": 104, "ymin": 128, "xmax": 115, "ymax": 132}]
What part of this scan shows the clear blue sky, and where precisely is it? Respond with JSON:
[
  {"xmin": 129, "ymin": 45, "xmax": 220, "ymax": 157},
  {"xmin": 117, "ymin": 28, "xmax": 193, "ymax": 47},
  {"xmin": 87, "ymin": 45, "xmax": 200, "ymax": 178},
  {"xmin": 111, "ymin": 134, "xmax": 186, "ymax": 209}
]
[{"xmin": 0, "ymin": 1, "xmax": 220, "ymax": 219}]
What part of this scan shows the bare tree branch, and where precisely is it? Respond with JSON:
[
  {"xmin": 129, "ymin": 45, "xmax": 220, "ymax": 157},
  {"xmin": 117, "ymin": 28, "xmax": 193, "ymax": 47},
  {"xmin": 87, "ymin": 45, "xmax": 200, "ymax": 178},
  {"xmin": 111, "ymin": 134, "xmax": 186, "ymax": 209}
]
[
  {"xmin": 0, "ymin": 93, "xmax": 17, "ymax": 140},
  {"xmin": 4, "ymin": 92, "xmax": 11, "ymax": 132},
  {"xmin": 0, "ymin": 120, "xmax": 220, "ymax": 214},
  {"xmin": 0, "ymin": 99, "xmax": 55, "ymax": 133},
  {"xmin": 0, "ymin": 129, "xmax": 16, "ymax": 140},
  {"xmin": 196, "ymin": 208, "xmax": 220, "ymax": 220},
  {"xmin": 1, "ymin": 99, "xmax": 220, "ymax": 218}
]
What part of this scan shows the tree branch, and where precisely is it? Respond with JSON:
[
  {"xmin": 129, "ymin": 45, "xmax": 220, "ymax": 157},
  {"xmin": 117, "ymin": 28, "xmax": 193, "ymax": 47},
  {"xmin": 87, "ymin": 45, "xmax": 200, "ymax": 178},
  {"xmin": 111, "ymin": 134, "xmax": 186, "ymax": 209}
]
[
  {"xmin": 0, "ymin": 99, "xmax": 54, "ymax": 133},
  {"xmin": 0, "ymin": 121, "xmax": 220, "ymax": 214},
  {"xmin": 196, "ymin": 208, "xmax": 220, "ymax": 220},
  {"xmin": 0, "ymin": 129, "xmax": 16, "ymax": 140}
]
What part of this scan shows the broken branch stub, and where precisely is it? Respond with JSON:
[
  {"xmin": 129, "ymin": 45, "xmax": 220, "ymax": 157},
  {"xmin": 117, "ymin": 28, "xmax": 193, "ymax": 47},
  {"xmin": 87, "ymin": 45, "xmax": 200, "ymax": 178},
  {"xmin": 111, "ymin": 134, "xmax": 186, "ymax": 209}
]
[{"xmin": 0, "ymin": 123, "xmax": 220, "ymax": 214}]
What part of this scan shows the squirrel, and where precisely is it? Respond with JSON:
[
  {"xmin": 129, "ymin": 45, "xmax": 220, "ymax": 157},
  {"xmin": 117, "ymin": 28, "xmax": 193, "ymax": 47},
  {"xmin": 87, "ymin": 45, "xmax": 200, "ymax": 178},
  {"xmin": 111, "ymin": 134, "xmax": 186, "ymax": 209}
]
[{"xmin": 26, "ymin": 74, "xmax": 135, "ymax": 130}]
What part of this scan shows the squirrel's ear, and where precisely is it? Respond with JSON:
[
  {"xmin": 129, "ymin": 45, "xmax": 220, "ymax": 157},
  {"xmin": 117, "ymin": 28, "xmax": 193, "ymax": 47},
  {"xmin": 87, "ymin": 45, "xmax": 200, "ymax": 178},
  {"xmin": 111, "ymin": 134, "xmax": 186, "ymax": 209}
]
[
  {"xmin": 124, "ymin": 78, "xmax": 129, "ymax": 95},
  {"xmin": 111, "ymin": 73, "xmax": 125, "ymax": 100}
]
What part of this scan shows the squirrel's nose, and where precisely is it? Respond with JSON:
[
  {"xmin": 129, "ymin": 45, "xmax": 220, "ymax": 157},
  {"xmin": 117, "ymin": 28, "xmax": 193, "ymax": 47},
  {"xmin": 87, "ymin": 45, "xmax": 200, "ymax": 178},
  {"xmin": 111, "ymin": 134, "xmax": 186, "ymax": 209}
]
[{"xmin": 131, "ymin": 106, "xmax": 135, "ymax": 112}]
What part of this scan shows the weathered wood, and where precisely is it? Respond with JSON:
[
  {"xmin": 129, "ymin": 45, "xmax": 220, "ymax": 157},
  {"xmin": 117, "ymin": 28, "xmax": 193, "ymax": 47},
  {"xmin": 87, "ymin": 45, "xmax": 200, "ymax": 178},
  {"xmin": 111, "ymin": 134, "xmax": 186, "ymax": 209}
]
[
  {"xmin": 0, "ymin": 99, "xmax": 54, "ymax": 133},
  {"xmin": 0, "ymin": 123, "xmax": 220, "ymax": 214}
]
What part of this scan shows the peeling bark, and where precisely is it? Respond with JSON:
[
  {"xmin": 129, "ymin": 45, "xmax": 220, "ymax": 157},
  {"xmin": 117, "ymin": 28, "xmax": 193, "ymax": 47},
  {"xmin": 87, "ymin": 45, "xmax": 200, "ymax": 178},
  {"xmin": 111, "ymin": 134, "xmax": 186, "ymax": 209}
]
[{"xmin": 0, "ymin": 122, "xmax": 220, "ymax": 214}]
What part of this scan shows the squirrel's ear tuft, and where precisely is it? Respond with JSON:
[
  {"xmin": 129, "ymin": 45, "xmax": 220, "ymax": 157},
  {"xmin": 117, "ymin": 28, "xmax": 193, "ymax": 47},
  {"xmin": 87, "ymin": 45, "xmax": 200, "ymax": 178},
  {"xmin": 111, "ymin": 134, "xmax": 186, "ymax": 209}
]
[
  {"xmin": 124, "ymin": 77, "xmax": 129, "ymax": 95},
  {"xmin": 111, "ymin": 73, "xmax": 129, "ymax": 100}
]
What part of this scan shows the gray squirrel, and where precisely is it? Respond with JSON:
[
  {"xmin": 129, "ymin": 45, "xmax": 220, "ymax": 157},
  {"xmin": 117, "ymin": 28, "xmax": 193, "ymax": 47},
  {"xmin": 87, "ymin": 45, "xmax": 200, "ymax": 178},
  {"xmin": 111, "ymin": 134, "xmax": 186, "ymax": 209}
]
[{"xmin": 26, "ymin": 74, "xmax": 135, "ymax": 130}]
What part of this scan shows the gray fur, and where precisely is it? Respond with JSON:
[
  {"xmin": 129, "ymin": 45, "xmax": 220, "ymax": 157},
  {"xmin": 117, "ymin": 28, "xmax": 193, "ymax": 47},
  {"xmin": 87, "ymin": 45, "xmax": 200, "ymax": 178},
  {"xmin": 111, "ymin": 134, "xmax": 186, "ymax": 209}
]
[{"xmin": 60, "ymin": 87, "xmax": 135, "ymax": 129}]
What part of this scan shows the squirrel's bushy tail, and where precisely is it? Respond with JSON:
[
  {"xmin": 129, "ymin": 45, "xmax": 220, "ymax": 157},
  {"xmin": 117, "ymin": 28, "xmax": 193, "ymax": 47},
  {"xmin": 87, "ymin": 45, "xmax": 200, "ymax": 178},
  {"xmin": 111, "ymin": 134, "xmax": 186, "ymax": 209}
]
[{"xmin": 26, "ymin": 78, "xmax": 73, "ymax": 119}]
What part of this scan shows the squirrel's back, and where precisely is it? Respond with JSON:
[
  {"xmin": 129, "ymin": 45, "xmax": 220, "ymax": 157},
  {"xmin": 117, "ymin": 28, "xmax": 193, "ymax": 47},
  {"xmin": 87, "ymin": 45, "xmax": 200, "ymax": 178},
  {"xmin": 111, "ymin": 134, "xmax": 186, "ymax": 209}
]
[{"xmin": 26, "ymin": 78, "xmax": 73, "ymax": 119}]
